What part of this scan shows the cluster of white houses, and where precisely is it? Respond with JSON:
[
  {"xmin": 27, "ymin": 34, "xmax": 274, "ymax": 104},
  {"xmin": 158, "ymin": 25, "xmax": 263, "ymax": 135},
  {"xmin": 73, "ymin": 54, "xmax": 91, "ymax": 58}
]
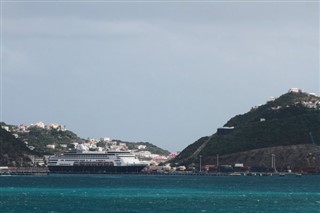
[
  {"xmin": 1, "ymin": 122, "xmax": 176, "ymax": 167},
  {"xmin": 2, "ymin": 121, "xmax": 66, "ymax": 135},
  {"xmin": 64, "ymin": 138, "xmax": 176, "ymax": 166}
]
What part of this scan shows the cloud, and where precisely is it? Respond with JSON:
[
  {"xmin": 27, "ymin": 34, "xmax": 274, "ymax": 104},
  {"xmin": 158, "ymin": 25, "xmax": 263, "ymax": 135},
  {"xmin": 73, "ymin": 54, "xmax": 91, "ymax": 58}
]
[
  {"xmin": 5, "ymin": 18, "xmax": 149, "ymax": 38},
  {"xmin": 2, "ymin": 2, "xmax": 318, "ymax": 151}
]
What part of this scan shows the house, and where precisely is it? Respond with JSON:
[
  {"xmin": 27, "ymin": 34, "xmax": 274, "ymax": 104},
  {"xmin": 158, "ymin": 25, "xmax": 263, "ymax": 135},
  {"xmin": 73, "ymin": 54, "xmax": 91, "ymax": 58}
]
[
  {"xmin": 138, "ymin": 145, "xmax": 146, "ymax": 150},
  {"xmin": 217, "ymin": 126, "xmax": 234, "ymax": 135},
  {"xmin": 288, "ymin": 88, "xmax": 302, "ymax": 93},
  {"xmin": 46, "ymin": 144, "xmax": 56, "ymax": 149},
  {"xmin": 1, "ymin": 126, "xmax": 10, "ymax": 132}
]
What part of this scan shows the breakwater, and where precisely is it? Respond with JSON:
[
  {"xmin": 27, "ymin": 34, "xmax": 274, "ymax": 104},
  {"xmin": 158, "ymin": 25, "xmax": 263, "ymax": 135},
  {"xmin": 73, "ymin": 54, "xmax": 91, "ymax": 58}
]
[
  {"xmin": 0, "ymin": 167, "xmax": 313, "ymax": 176},
  {"xmin": 0, "ymin": 167, "xmax": 49, "ymax": 176}
]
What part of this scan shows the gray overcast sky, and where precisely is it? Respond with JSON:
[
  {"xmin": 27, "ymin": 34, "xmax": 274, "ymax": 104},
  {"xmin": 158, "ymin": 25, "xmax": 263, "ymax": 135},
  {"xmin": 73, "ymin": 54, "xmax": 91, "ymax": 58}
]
[{"xmin": 1, "ymin": 1, "xmax": 319, "ymax": 151}]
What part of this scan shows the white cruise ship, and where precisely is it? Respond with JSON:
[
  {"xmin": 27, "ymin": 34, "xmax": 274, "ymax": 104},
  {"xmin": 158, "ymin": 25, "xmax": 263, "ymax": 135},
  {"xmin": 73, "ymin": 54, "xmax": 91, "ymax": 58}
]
[{"xmin": 48, "ymin": 145, "xmax": 147, "ymax": 174}]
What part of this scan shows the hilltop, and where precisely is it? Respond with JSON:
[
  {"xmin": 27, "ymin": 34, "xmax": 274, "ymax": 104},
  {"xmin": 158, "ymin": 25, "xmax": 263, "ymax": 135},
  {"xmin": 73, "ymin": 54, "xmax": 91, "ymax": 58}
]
[
  {"xmin": 1, "ymin": 122, "xmax": 81, "ymax": 155},
  {"xmin": 172, "ymin": 89, "xmax": 320, "ymax": 170}
]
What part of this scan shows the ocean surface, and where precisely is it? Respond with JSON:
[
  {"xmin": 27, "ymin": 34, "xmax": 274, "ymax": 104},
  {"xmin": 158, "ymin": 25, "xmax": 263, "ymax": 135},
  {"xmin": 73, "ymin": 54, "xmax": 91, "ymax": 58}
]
[{"xmin": 0, "ymin": 174, "xmax": 319, "ymax": 213}]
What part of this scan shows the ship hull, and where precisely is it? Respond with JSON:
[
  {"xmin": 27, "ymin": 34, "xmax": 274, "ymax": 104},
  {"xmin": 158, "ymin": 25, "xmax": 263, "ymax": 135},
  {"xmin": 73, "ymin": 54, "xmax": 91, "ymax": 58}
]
[{"xmin": 48, "ymin": 165, "xmax": 146, "ymax": 174}]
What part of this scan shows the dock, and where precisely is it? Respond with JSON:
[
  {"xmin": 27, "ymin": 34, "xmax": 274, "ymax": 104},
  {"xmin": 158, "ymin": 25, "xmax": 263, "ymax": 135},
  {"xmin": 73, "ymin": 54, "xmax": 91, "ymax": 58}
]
[{"xmin": 0, "ymin": 167, "xmax": 49, "ymax": 176}]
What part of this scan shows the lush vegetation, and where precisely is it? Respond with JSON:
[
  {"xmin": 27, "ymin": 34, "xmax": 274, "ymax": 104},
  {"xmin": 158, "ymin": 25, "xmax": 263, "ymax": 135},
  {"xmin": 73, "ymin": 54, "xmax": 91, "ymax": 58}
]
[
  {"xmin": 0, "ymin": 127, "xmax": 35, "ymax": 166},
  {"xmin": 1, "ymin": 122, "xmax": 169, "ymax": 161},
  {"xmin": 114, "ymin": 140, "xmax": 170, "ymax": 156},
  {"xmin": 18, "ymin": 127, "xmax": 80, "ymax": 155},
  {"xmin": 173, "ymin": 92, "xmax": 320, "ymax": 165},
  {"xmin": 203, "ymin": 112, "xmax": 320, "ymax": 155},
  {"xmin": 173, "ymin": 136, "xmax": 209, "ymax": 162}
]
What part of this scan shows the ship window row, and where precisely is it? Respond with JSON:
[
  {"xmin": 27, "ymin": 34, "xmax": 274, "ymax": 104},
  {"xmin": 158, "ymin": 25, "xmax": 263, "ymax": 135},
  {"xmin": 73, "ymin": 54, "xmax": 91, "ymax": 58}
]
[
  {"xmin": 59, "ymin": 159, "xmax": 109, "ymax": 161},
  {"xmin": 63, "ymin": 155, "xmax": 111, "ymax": 158}
]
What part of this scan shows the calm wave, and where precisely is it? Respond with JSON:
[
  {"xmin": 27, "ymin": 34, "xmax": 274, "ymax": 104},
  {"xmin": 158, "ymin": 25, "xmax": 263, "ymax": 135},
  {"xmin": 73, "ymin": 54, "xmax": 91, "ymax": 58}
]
[{"xmin": 1, "ymin": 175, "xmax": 319, "ymax": 212}]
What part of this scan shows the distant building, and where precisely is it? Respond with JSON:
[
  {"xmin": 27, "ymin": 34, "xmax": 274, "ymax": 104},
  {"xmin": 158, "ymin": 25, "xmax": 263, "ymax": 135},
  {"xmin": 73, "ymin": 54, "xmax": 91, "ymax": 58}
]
[
  {"xmin": 35, "ymin": 121, "xmax": 45, "ymax": 129},
  {"xmin": 29, "ymin": 155, "xmax": 45, "ymax": 166},
  {"xmin": 27, "ymin": 146, "xmax": 35, "ymax": 150},
  {"xmin": 46, "ymin": 144, "xmax": 56, "ymax": 149},
  {"xmin": 234, "ymin": 163, "xmax": 244, "ymax": 167},
  {"xmin": 71, "ymin": 143, "xmax": 78, "ymax": 148},
  {"xmin": 101, "ymin": 137, "xmax": 111, "ymax": 142},
  {"xmin": 19, "ymin": 124, "xmax": 29, "ymax": 132},
  {"xmin": 168, "ymin": 152, "xmax": 178, "ymax": 158},
  {"xmin": 48, "ymin": 123, "xmax": 66, "ymax": 131},
  {"xmin": 288, "ymin": 88, "xmax": 302, "ymax": 93},
  {"xmin": 135, "ymin": 151, "xmax": 152, "ymax": 158},
  {"xmin": 217, "ymin": 126, "xmax": 234, "ymax": 135},
  {"xmin": 153, "ymin": 156, "xmax": 168, "ymax": 164},
  {"xmin": 119, "ymin": 143, "xmax": 127, "ymax": 147},
  {"xmin": 138, "ymin": 145, "xmax": 146, "ymax": 150},
  {"xmin": 1, "ymin": 126, "xmax": 10, "ymax": 132},
  {"xmin": 110, "ymin": 141, "xmax": 117, "ymax": 146}
]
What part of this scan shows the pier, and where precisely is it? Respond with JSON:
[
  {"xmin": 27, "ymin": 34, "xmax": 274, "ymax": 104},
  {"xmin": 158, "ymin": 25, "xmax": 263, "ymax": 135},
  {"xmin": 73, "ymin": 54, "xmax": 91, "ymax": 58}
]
[
  {"xmin": 0, "ymin": 167, "xmax": 311, "ymax": 176},
  {"xmin": 0, "ymin": 167, "xmax": 49, "ymax": 176}
]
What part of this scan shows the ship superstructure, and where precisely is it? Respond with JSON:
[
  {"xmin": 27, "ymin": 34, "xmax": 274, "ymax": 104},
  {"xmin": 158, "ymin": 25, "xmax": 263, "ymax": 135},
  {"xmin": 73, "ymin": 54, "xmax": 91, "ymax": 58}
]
[{"xmin": 48, "ymin": 145, "xmax": 147, "ymax": 174}]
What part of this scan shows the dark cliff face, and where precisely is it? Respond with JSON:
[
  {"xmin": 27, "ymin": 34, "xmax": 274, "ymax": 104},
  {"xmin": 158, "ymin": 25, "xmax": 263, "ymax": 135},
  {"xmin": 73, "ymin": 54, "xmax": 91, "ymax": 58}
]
[{"xmin": 172, "ymin": 91, "xmax": 320, "ymax": 168}]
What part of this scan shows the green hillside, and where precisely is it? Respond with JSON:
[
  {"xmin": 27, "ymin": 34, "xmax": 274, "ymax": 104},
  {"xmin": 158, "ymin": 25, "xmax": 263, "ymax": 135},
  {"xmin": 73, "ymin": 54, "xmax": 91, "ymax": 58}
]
[
  {"xmin": 112, "ymin": 140, "xmax": 170, "ymax": 156},
  {"xmin": 18, "ymin": 127, "xmax": 81, "ymax": 155},
  {"xmin": 173, "ymin": 91, "xmax": 320, "ymax": 166},
  {"xmin": 0, "ymin": 127, "xmax": 36, "ymax": 166},
  {"xmin": 0, "ymin": 122, "xmax": 170, "ymax": 165}
]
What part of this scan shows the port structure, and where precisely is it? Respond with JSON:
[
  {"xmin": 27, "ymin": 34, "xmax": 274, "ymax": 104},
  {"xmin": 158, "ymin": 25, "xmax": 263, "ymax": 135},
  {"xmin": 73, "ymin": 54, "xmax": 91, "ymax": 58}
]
[{"xmin": 309, "ymin": 132, "xmax": 320, "ymax": 170}]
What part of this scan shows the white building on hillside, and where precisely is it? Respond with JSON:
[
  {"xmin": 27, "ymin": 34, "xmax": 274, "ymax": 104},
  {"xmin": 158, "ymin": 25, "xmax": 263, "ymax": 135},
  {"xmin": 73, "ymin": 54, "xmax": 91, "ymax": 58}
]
[
  {"xmin": 35, "ymin": 121, "xmax": 45, "ymax": 128},
  {"xmin": 288, "ymin": 88, "xmax": 302, "ymax": 93},
  {"xmin": 1, "ymin": 126, "xmax": 10, "ymax": 132},
  {"xmin": 138, "ymin": 145, "xmax": 146, "ymax": 150}
]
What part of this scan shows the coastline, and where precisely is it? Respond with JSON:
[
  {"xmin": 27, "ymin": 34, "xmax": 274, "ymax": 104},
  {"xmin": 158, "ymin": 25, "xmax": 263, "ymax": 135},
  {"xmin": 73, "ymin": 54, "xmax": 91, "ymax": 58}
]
[{"xmin": 0, "ymin": 167, "xmax": 316, "ymax": 177}]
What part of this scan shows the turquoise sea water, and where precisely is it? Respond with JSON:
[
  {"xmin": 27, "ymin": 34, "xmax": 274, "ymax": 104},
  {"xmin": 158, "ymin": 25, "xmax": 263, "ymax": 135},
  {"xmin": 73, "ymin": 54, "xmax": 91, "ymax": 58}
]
[{"xmin": 0, "ymin": 175, "xmax": 319, "ymax": 213}]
